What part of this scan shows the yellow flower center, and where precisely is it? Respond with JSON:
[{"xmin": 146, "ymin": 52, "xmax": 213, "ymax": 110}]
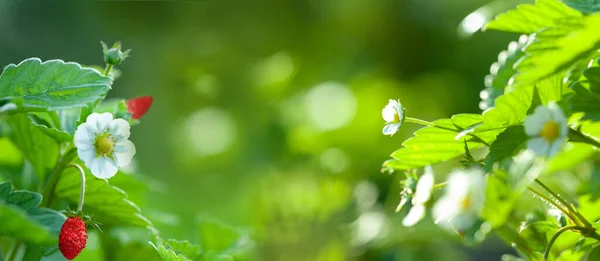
[
  {"xmin": 460, "ymin": 196, "xmax": 471, "ymax": 211},
  {"xmin": 94, "ymin": 133, "xmax": 114, "ymax": 157},
  {"xmin": 541, "ymin": 121, "xmax": 560, "ymax": 141}
]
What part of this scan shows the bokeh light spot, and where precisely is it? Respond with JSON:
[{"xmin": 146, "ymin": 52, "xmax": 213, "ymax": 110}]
[
  {"xmin": 304, "ymin": 82, "xmax": 357, "ymax": 131},
  {"xmin": 185, "ymin": 108, "xmax": 237, "ymax": 156},
  {"xmin": 320, "ymin": 148, "xmax": 349, "ymax": 173}
]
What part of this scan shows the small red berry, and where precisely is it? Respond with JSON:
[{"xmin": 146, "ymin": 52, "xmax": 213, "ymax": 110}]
[
  {"xmin": 58, "ymin": 217, "xmax": 87, "ymax": 260},
  {"xmin": 126, "ymin": 96, "xmax": 153, "ymax": 120}
]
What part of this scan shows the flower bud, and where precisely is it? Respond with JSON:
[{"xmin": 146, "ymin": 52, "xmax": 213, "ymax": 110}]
[{"xmin": 101, "ymin": 41, "xmax": 131, "ymax": 66}]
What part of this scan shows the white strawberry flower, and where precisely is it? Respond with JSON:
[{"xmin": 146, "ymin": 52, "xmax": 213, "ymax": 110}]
[
  {"xmin": 402, "ymin": 166, "xmax": 435, "ymax": 227},
  {"xmin": 433, "ymin": 168, "xmax": 486, "ymax": 231},
  {"xmin": 524, "ymin": 102, "xmax": 568, "ymax": 157},
  {"xmin": 382, "ymin": 99, "xmax": 405, "ymax": 136},
  {"xmin": 74, "ymin": 112, "xmax": 136, "ymax": 179}
]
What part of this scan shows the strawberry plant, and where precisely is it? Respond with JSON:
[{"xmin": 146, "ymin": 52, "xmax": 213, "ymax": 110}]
[
  {"xmin": 384, "ymin": 0, "xmax": 600, "ymax": 260},
  {"xmin": 0, "ymin": 42, "xmax": 250, "ymax": 260}
]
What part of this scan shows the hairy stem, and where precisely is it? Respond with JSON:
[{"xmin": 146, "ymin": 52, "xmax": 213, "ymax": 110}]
[
  {"xmin": 527, "ymin": 186, "xmax": 580, "ymax": 226},
  {"xmin": 67, "ymin": 163, "xmax": 86, "ymax": 212},
  {"xmin": 534, "ymin": 179, "xmax": 593, "ymax": 228}
]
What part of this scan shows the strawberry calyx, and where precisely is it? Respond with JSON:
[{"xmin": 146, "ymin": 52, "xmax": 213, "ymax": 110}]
[{"xmin": 63, "ymin": 207, "xmax": 102, "ymax": 232}]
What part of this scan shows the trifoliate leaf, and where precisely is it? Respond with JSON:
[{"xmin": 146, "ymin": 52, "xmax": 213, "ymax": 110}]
[
  {"xmin": 485, "ymin": 0, "xmax": 583, "ymax": 33},
  {"xmin": 53, "ymin": 167, "xmax": 152, "ymax": 228},
  {"xmin": 484, "ymin": 125, "xmax": 528, "ymax": 172},
  {"xmin": 0, "ymin": 58, "xmax": 111, "ymax": 112},
  {"xmin": 6, "ymin": 113, "xmax": 59, "ymax": 180}
]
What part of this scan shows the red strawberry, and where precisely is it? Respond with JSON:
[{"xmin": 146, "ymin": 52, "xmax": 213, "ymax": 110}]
[
  {"xmin": 58, "ymin": 217, "xmax": 87, "ymax": 260},
  {"xmin": 126, "ymin": 96, "xmax": 153, "ymax": 120}
]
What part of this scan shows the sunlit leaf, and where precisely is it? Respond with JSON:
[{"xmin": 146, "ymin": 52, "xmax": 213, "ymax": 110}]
[
  {"xmin": 484, "ymin": 125, "xmax": 528, "ymax": 172},
  {"xmin": 384, "ymin": 115, "xmax": 503, "ymax": 170},
  {"xmin": 518, "ymin": 221, "xmax": 558, "ymax": 252},
  {"xmin": 480, "ymin": 35, "xmax": 528, "ymax": 110},
  {"xmin": 481, "ymin": 85, "xmax": 533, "ymax": 128},
  {"xmin": 485, "ymin": 0, "xmax": 583, "ymax": 33},
  {"xmin": 562, "ymin": 0, "xmax": 600, "ymax": 14},
  {"xmin": 511, "ymin": 13, "xmax": 600, "ymax": 88},
  {"xmin": 0, "ymin": 58, "xmax": 111, "ymax": 112}
]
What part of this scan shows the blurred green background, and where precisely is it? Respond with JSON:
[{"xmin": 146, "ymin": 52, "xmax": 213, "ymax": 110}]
[{"xmin": 0, "ymin": 0, "xmax": 523, "ymax": 260}]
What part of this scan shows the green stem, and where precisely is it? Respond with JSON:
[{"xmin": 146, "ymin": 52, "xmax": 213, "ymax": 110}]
[
  {"xmin": 67, "ymin": 163, "xmax": 86, "ymax": 212},
  {"xmin": 6, "ymin": 241, "xmax": 21, "ymax": 261},
  {"xmin": 544, "ymin": 226, "xmax": 587, "ymax": 261},
  {"xmin": 404, "ymin": 117, "xmax": 434, "ymax": 127},
  {"xmin": 527, "ymin": 186, "xmax": 580, "ymax": 226},
  {"xmin": 433, "ymin": 182, "xmax": 447, "ymax": 190},
  {"xmin": 103, "ymin": 64, "xmax": 113, "ymax": 76},
  {"xmin": 41, "ymin": 148, "xmax": 78, "ymax": 208},
  {"xmin": 568, "ymin": 128, "xmax": 600, "ymax": 149},
  {"xmin": 534, "ymin": 179, "xmax": 593, "ymax": 228}
]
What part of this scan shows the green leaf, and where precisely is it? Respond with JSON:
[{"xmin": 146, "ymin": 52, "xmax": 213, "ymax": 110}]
[
  {"xmin": 29, "ymin": 112, "xmax": 72, "ymax": 142},
  {"xmin": 562, "ymin": 0, "xmax": 600, "ymax": 14},
  {"xmin": 578, "ymin": 194, "xmax": 600, "ymax": 222},
  {"xmin": 0, "ymin": 181, "xmax": 12, "ymax": 198},
  {"xmin": 0, "ymin": 58, "xmax": 111, "ymax": 112},
  {"xmin": 485, "ymin": 0, "xmax": 583, "ymax": 34},
  {"xmin": 22, "ymin": 245, "xmax": 66, "ymax": 261},
  {"xmin": 511, "ymin": 13, "xmax": 600, "ymax": 88},
  {"xmin": 482, "ymin": 85, "xmax": 534, "ymax": 128},
  {"xmin": 384, "ymin": 115, "xmax": 503, "ymax": 170},
  {"xmin": 543, "ymin": 143, "xmax": 594, "ymax": 174},
  {"xmin": 588, "ymin": 246, "xmax": 600, "ymax": 261},
  {"xmin": 53, "ymin": 167, "xmax": 152, "ymax": 228},
  {"xmin": 482, "ymin": 174, "xmax": 517, "ymax": 228},
  {"xmin": 5, "ymin": 190, "xmax": 42, "ymax": 210},
  {"xmin": 518, "ymin": 221, "xmax": 559, "ymax": 252},
  {"xmin": 569, "ymin": 67, "xmax": 600, "ymax": 120},
  {"xmin": 0, "ymin": 203, "xmax": 59, "ymax": 244},
  {"xmin": 150, "ymin": 241, "xmax": 191, "ymax": 261},
  {"xmin": 6, "ymin": 113, "xmax": 59, "ymax": 180},
  {"xmin": 480, "ymin": 35, "xmax": 529, "ymax": 110},
  {"xmin": 197, "ymin": 218, "xmax": 245, "ymax": 254},
  {"xmin": 165, "ymin": 239, "xmax": 201, "ymax": 260},
  {"xmin": 484, "ymin": 125, "xmax": 528, "ymax": 172}
]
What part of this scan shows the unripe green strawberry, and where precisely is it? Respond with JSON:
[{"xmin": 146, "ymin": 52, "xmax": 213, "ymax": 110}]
[{"xmin": 58, "ymin": 217, "xmax": 87, "ymax": 260}]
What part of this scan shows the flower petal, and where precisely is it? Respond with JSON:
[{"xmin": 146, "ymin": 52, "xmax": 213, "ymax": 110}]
[
  {"xmin": 74, "ymin": 123, "xmax": 95, "ymax": 150},
  {"xmin": 524, "ymin": 113, "xmax": 544, "ymax": 136},
  {"xmin": 403, "ymin": 204, "xmax": 426, "ymax": 227},
  {"xmin": 90, "ymin": 157, "xmax": 118, "ymax": 179},
  {"xmin": 113, "ymin": 140, "xmax": 136, "ymax": 167},
  {"xmin": 413, "ymin": 167, "xmax": 434, "ymax": 204},
  {"xmin": 108, "ymin": 118, "xmax": 131, "ymax": 140},
  {"xmin": 382, "ymin": 123, "xmax": 401, "ymax": 136},
  {"xmin": 86, "ymin": 112, "xmax": 113, "ymax": 133},
  {"xmin": 548, "ymin": 138, "xmax": 564, "ymax": 157},
  {"xmin": 527, "ymin": 137, "xmax": 550, "ymax": 157},
  {"xmin": 77, "ymin": 148, "xmax": 96, "ymax": 164}
]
